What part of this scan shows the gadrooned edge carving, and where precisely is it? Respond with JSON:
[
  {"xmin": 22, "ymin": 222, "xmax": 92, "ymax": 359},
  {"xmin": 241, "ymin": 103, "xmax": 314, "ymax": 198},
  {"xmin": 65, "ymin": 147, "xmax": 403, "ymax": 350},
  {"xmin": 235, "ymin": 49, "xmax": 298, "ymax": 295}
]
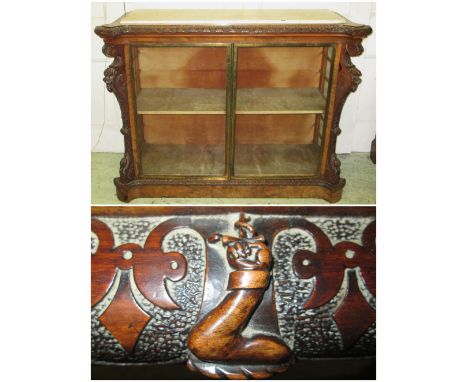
[
  {"xmin": 95, "ymin": 23, "xmax": 372, "ymax": 39},
  {"xmin": 102, "ymin": 44, "xmax": 135, "ymax": 184}
]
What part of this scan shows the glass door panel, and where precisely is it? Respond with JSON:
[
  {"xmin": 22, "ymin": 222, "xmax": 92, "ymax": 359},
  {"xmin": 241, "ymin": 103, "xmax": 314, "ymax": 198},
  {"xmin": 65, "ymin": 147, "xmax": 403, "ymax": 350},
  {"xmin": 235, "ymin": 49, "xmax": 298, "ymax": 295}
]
[
  {"xmin": 234, "ymin": 45, "xmax": 334, "ymax": 177},
  {"xmin": 134, "ymin": 46, "xmax": 228, "ymax": 177}
]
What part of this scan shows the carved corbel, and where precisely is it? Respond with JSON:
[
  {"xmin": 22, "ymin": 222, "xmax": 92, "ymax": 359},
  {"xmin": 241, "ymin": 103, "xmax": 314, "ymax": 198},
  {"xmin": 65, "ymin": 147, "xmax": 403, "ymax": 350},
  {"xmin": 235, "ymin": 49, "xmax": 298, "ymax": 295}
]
[
  {"xmin": 102, "ymin": 43, "xmax": 135, "ymax": 184},
  {"xmin": 187, "ymin": 214, "xmax": 292, "ymax": 379},
  {"xmin": 326, "ymin": 40, "xmax": 366, "ymax": 184}
]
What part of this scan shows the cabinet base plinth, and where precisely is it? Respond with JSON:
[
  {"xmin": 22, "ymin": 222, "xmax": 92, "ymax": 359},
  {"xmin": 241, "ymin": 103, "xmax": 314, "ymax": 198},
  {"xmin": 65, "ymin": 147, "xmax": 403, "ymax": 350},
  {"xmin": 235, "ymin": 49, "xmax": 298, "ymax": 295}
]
[{"xmin": 114, "ymin": 178, "xmax": 345, "ymax": 203}]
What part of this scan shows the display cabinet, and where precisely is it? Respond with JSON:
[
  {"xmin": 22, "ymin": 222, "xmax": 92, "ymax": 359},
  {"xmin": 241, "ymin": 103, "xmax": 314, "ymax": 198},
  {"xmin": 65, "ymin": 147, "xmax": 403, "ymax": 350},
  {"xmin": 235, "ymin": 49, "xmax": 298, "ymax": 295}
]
[{"xmin": 95, "ymin": 10, "xmax": 371, "ymax": 202}]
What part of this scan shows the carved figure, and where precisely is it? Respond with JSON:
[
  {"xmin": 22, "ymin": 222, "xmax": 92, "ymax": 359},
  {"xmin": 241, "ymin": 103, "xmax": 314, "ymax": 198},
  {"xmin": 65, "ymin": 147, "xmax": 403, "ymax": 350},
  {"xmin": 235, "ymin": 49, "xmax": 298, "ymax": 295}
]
[{"xmin": 187, "ymin": 214, "xmax": 292, "ymax": 379}]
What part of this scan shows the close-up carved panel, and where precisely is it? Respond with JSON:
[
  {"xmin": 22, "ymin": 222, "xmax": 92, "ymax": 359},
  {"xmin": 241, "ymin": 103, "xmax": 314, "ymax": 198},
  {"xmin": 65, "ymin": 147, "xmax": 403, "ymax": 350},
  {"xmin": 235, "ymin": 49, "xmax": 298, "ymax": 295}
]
[
  {"xmin": 91, "ymin": 217, "xmax": 206, "ymax": 363},
  {"xmin": 91, "ymin": 207, "xmax": 376, "ymax": 379}
]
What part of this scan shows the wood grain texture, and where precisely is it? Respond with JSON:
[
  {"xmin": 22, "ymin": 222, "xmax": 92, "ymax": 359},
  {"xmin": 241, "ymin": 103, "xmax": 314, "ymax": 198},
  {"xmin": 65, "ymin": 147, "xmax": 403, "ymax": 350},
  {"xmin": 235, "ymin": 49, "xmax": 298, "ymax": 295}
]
[
  {"xmin": 91, "ymin": 206, "xmax": 376, "ymax": 217},
  {"xmin": 332, "ymin": 272, "xmax": 376, "ymax": 349},
  {"xmin": 113, "ymin": 178, "xmax": 343, "ymax": 202},
  {"xmin": 98, "ymin": 273, "xmax": 151, "ymax": 353}
]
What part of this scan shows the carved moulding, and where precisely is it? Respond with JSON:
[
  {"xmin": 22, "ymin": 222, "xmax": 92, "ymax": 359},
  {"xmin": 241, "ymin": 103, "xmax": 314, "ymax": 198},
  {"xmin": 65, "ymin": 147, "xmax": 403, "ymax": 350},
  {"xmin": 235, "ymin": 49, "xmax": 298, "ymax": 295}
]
[{"xmin": 95, "ymin": 22, "xmax": 372, "ymax": 39}]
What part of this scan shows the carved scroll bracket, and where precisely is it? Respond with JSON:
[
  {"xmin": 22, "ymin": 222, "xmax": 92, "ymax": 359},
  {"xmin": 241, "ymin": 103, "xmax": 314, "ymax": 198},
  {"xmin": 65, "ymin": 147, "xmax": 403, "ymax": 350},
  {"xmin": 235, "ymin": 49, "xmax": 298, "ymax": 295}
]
[
  {"xmin": 102, "ymin": 43, "xmax": 135, "ymax": 184},
  {"xmin": 326, "ymin": 40, "xmax": 366, "ymax": 184},
  {"xmin": 187, "ymin": 214, "xmax": 292, "ymax": 379}
]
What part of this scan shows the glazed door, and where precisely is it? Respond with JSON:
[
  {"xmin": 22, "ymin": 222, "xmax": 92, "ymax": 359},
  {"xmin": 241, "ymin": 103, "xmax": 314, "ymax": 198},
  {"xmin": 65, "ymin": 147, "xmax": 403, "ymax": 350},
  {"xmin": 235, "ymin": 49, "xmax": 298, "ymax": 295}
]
[
  {"xmin": 232, "ymin": 44, "xmax": 335, "ymax": 178},
  {"xmin": 131, "ymin": 44, "xmax": 231, "ymax": 178}
]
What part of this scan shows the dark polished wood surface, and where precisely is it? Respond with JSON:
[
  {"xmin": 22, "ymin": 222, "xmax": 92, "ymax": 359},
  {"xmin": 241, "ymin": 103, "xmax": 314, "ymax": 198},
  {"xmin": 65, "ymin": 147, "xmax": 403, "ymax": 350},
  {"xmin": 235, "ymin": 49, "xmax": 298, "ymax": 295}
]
[
  {"xmin": 91, "ymin": 207, "xmax": 376, "ymax": 379},
  {"xmin": 92, "ymin": 357, "xmax": 376, "ymax": 380}
]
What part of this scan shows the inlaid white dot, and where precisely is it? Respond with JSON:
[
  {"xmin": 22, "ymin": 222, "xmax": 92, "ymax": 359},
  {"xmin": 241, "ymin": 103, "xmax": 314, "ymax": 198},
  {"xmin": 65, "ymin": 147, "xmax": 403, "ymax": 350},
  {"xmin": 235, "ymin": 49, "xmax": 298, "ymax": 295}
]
[
  {"xmin": 122, "ymin": 250, "xmax": 133, "ymax": 260},
  {"xmin": 302, "ymin": 259, "xmax": 311, "ymax": 266},
  {"xmin": 345, "ymin": 249, "xmax": 355, "ymax": 259},
  {"xmin": 170, "ymin": 261, "xmax": 179, "ymax": 270}
]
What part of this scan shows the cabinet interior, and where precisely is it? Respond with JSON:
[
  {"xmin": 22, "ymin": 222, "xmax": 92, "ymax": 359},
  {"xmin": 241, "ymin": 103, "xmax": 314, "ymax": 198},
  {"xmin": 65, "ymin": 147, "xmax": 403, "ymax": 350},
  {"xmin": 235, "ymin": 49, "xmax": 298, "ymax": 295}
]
[{"xmin": 132, "ymin": 44, "xmax": 334, "ymax": 178}]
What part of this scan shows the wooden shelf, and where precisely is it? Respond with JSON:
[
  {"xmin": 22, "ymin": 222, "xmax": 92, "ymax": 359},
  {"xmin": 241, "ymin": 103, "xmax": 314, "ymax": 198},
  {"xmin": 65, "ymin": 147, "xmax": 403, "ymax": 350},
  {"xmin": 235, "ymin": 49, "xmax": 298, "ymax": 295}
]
[
  {"xmin": 236, "ymin": 88, "xmax": 326, "ymax": 114},
  {"xmin": 234, "ymin": 144, "xmax": 320, "ymax": 176},
  {"xmin": 136, "ymin": 88, "xmax": 226, "ymax": 114},
  {"xmin": 141, "ymin": 144, "xmax": 225, "ymax": 176},
  {"xmin": 137, "ymin": 88, "xmax": 325, "ymax": 115}
]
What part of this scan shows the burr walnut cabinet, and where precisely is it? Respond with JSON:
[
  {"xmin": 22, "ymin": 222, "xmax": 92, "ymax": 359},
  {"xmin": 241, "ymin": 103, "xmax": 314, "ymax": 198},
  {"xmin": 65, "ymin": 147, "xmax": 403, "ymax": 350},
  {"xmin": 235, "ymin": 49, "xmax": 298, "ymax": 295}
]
[{"xmin": 95, "ymin": 10, "xmax": 371, "ymax": 202}]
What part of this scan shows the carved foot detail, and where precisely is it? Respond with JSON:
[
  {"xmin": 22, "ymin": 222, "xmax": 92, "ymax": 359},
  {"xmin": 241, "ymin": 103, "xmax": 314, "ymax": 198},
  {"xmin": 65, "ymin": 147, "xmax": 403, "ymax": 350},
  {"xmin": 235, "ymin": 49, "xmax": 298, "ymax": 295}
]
[{"xmin": 187, "ymin": 353, "xmax": 292, "ymax": 380}]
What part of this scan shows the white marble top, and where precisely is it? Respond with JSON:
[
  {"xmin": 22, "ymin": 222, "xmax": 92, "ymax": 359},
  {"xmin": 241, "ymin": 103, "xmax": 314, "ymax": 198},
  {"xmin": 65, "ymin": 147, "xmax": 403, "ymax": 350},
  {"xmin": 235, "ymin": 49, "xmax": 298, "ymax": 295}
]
[{"xmin": 120, "ymin": 9, "xmax": 347, "ymax": 25}]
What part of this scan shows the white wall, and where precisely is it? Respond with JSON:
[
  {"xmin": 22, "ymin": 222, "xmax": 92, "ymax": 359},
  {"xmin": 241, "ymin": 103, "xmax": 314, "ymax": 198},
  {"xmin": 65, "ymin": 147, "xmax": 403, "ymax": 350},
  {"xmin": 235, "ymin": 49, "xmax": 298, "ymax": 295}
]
[{"xmin": 91, "ymin": 1, "xmax": 375, "ymax": 153}]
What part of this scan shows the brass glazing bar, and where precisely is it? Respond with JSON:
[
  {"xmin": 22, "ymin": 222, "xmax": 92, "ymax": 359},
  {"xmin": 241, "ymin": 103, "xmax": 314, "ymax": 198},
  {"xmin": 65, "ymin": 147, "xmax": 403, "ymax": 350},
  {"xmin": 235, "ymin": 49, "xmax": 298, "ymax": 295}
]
[
  {"xmin": 234, "ymin": 43, "xmax": 332, "ymax": 48},
  {"xmin": 229, "ymin": 44, "xmax": 238, "ymax": 179},
  {"xmin": 319, "ymin": 43, "xmax": 338, "ymax": 176},
  {"xmin": 131, "ymin": 42, "xmax": 231, "ymax": 47},
  {"xmin": 129, "ymin": 45, "xmax": 142, "ymax": 177},
  {"xmin": 225, "ymin": 44, "xmax": 234, "ymax": 180}
]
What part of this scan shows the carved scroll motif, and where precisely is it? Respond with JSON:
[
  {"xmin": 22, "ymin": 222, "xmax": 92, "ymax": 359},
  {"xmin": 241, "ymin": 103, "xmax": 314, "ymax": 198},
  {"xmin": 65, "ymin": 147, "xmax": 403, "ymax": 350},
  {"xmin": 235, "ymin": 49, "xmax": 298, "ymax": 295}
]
[
  {"xmin": 292, "ymin": 221, "xmax": 376, "ymax": 349},
  {"xmin": 102, "ymin": 44, "xmax": 135, "ymax": 184},
  {"xmin": 271, "ymin": 217, "xmax": 376, "ymax": 357},
  {"xmin": 187, "ymin": 214, "xmax": 292, "ymax": 379},
  {"xmin": 91, "ymin": 218, "xmax": 190, "ymax": 354}
]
